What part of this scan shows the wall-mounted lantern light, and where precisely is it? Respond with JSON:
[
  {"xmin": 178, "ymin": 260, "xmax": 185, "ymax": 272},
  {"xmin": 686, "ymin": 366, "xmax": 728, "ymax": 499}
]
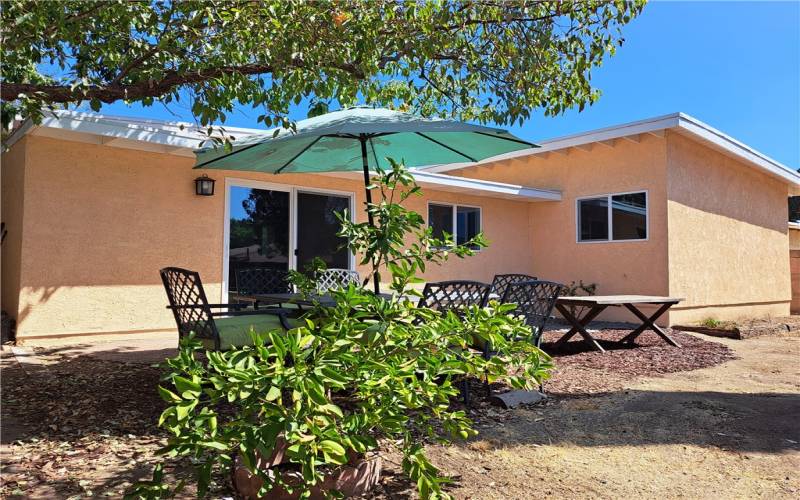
[{"xmin": 194, "ymin": 175, "xmax": 216, "ymax": 196}]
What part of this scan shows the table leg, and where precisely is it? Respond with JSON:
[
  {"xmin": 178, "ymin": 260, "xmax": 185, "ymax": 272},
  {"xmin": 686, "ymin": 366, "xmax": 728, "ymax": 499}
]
[
  {"xmin": 619, "ymin": 303, "xmax": 680, "ymax": 347},
  {"xmin": 554, "ymin": 304, "xmax": 607, "ymax": 353}
]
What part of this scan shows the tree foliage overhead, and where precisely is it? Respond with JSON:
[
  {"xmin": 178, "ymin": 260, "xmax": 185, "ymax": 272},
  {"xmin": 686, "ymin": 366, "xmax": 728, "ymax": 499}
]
[{"xmin": 1, "ymin": 0, "xmax": 645, "ymax": 130}]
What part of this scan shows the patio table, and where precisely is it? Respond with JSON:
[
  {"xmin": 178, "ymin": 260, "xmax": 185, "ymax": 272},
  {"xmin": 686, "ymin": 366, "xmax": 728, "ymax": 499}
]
[
  {"xmin": 553, "ymin": 295, "xmax": 683, "ymax": 353},
  {"xmin": 244, "ymin": 291, "xmax": 396, "ymax": 308}
]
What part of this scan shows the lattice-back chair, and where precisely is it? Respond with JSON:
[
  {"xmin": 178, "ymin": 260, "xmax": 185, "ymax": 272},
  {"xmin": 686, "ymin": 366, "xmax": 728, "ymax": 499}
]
[
  {"xmin": 490, "ymin": 273, "xmax": 537, "ymax": 299},
  {"xmin": 418, "ymin": 280, "xmax": 491, "ymax": 406},
  {"xmin": 232, "ymin": 266, "xmax": 293, "ymax": 309},
  {"xmin": 479, "ymin": 279, "xmax": 566, "ymax": 397},
  {"xmin": 417, "ymin": 280, "xmax": 492, "ymax": 315},
  {"xmin": 235, "ymin": 267, "xmax": 292, "ymax": 295},
  {"xmin": 501, "ymin": 280, "xmax": 566, "ymax": 348},
  {"xmin": 160, "ymin": 267, "xmax": 293, "ymax": 351},
  {"xmin": 316, "ymin": 268, "xmax": 361, "ymax": 293}
]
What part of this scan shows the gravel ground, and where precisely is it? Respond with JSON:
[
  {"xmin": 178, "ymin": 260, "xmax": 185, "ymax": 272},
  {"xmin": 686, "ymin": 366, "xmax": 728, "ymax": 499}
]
[{"xmin": 0, "ymin": 328, "xmax": 747, "ymax": 498}]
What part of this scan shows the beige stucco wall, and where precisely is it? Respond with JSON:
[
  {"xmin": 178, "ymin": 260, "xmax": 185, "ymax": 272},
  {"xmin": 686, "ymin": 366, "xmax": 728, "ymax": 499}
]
[
  {"xmin": 3, "ymin": 135, "xmax": 534, "ymax": 339},
  {"xmin": 665, "ymin": 131, "xmax": 791, "ymax": 324},
  {"xmin": 1, "ymin": 136, "xmax": 27, "ymax": 324},
  {"xmin": 3, "ymin": 127, "xmax": 792, "ymax": 339},
  {"xmin": 458, "ymin": 134, "xmax": 671, "ymax": 323},
  {"xmin": 789, "ymin": 227, "xmax": 800, "ymax": 250}
]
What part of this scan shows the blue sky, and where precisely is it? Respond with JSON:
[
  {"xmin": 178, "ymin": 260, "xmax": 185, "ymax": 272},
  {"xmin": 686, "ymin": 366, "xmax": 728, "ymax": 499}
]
[{"xmin": 97, "ymin": 1, "xmax": 800, "ymax": 168}]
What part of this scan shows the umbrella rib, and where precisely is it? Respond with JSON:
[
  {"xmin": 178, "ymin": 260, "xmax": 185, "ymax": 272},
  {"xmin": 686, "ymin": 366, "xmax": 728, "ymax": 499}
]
[
  {"xmin": 368, "ymin": 137, "xmax": 381, "ymax": 170},
  {"xmin": 414, "ymin": 132, "xmax": 477, "ymax": 162},
  {"xmin": 273, "ymin": 135, "xmax": 325, "ymax": 174},
  {"xmin": 473, "ymin": 131, "xmax": 537, "ymax": 147},
  {"xmin": 194, "ymin": 141, "xmax": 265, "ymax": 169}
]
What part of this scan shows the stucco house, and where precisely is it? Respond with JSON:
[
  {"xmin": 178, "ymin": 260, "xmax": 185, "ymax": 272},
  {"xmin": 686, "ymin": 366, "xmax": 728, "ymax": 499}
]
[{"xmin": 2, "ymin": 111, "xmax": 797, "ymax": 342}]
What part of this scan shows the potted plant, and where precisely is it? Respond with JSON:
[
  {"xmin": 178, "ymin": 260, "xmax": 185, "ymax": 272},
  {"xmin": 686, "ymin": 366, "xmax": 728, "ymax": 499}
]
[{"xmin": 129, "ymin": 161, "xmax": 552, "ymax": 499}]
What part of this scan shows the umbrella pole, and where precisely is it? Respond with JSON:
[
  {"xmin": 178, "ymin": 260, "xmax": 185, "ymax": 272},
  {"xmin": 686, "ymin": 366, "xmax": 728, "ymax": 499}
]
[{"xmin": 359, "ymin": 135, "xmax": 381, "ymax": 295}]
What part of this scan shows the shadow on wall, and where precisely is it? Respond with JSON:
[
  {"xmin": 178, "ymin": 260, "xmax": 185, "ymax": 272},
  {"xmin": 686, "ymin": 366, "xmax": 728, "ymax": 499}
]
[{"xmin": 13, "ymin": 285, "xmax": 60, "ymax": 333}]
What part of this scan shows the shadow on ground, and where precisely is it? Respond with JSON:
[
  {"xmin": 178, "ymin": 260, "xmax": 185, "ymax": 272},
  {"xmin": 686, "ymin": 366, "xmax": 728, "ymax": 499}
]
[
  {"xmin": 1, "ymin": 330, "xmax": 789, "ymax": 498},
  {"xmin": 467, "ymin": 389, "xmax": 800, "ymax": 454}
]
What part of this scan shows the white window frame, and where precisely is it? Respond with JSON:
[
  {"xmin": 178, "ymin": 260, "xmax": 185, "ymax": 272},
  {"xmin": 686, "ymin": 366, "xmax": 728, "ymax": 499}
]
[
  {"xmin": 222, "ymin": 177, "xmax": 355, "ymax": 302},
  {"xmin": 575, "ymin": 190, "xmax": 649, "ymax": 244},
  {"xmin": 427, "ymin": 201, "xmax": 483, "ymax": 249}
]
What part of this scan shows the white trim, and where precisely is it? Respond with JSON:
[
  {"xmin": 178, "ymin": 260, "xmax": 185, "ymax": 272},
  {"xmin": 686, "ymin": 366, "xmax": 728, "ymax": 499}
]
[
  {"xmin": 319, "ymin": 170, "xmax": 561, "ymax": 201},
  {"xmin": 575, "ymin": 190, "xmax": 649, "ymax": 244},
  {"xmin": 5, "ymin": 109, "xmax": 263, "ymax": 154},
  {"xmin": 422, "ymin": 113, "xmax": 800, "ymax": 188},
  {"xmin": 8, "ymin": 110, "xmax": 797, "ymax": 187},
  {"xmin": 789, "ymin": 222, "xmax": 800, "ymax": 230},
  {"xmin": 426, "ymin": 200, "xmax": 483, "ymax": 250},
  {"xmin": 221, "ymin": 177, "xmax": 355, "ymax": 303},
  {"xmin": 410, "ymin": 170, "xmax": 561, "ymax": 201},
  {"xmin": 4, "ymin": 110, "xmax": 561, "ymax": 202}
]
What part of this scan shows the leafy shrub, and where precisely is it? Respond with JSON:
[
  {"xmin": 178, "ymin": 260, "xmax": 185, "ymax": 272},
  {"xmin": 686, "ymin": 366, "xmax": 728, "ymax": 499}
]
[
  {"xmin": 700, "ymin": 317, "xmax": 722, "ymax": 328},
  {"xmin": 130, "ymin": 161, "xmax": 552, "ymax": 499}
]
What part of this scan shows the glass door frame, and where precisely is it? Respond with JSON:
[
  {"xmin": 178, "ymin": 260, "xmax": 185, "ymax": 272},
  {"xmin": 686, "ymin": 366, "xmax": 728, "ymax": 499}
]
[{"xmin": 221, "ymin": 177, "xmax": 355, "ymax": 302}]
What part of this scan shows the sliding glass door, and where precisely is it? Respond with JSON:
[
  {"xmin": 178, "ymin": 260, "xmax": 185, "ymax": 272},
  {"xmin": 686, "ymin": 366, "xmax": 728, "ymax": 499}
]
[
  {"xmin": 295, "ymin": 191, "xmax": 351, "ymax": 272},
  {"xmin": 225, "ymin": 182, "xmax": 352, "ymax": 296},
  {"xmin": 227, "ymin": 186, "xmax": 290, "ymax": 293}
]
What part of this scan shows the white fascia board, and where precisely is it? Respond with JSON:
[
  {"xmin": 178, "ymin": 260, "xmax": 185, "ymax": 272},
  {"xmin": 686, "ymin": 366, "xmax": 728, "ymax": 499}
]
[
  {"xmin": 789, "ymin": 221, "xmax": 800, "ymax": 230},
  {"xmin": 424, "ymin": 112, "xmax": 800, "ymax": 188},
  {"xmin": 424, "ymin": 113, "xmax": 683, "ymax": 174},
  {"xmin": 411, "ymin": 170, "xmax": 561, "ymax": 201},
  {"xmin": 535, "ymin": 113, "xmax": 681, "ymax": 151},
  {"xmin": 5, "ymin": 110, "xmax": 264, "ymax": 153},
  {"xmin": 320, "ymin": 170, "xmax": 560, "ymax": 201},
  {"xmin": 3, "ymin": 118, "xmax": 35, "ymax": 148},
  {"xmin": 674, "ymin": 114, "xmax": 800, "ymax": 186}
]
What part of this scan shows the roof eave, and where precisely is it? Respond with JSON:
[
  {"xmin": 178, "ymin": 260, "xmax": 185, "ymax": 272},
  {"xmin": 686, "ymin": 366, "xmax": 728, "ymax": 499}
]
[{"xmin": 423, "ymin": 113, "xmax": 800, "ymax": 187}]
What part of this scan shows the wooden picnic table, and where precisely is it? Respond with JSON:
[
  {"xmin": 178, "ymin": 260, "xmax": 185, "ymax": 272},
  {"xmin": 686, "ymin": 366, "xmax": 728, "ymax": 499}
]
[{"xmin": 554, "ymin": 295, "xmax": 683, "ymax": 353}]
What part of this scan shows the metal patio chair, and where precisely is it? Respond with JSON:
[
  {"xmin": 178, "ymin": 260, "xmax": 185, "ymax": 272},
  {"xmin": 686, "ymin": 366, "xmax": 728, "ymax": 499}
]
[
  {"xmin": 417, "ymin": 280, "xmax": 492, "ymax": 405},
  {"xmin": 488, "ymin": 280, "xmax": 566, "ymax": 395},
  {"xmin": 160, "ymin": 267, "xmax": 294, "ymax": 351},
  {"xmin": 232, "ymin": 266, "xmax": 293, "ymax": 309},
  {"xmin": 316, "ymin": 268, "xmax": 361, "ymax": 293},
  {"xmin": 490, "ymin": 273, "xmax": 538, "ymax": 299},
  {"xmin": 500, "ymin": 280, "xmax": 566, "ymax": 348},
  {"xmin": 417, "ymin": 280, "xmax": 492, "ymax": 314}
]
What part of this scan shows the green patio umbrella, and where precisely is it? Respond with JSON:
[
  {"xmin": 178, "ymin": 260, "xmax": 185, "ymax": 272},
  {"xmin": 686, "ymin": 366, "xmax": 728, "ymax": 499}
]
[{"xmin": 194, "ymin": 106, "xmax": 536, "ymax": 293}]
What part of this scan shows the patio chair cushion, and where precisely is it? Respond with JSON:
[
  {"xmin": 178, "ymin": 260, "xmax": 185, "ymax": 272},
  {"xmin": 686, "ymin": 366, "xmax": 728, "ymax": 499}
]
[{"xmin": 211, "ymin": 314, "xmax": 298, "ymax": 351}]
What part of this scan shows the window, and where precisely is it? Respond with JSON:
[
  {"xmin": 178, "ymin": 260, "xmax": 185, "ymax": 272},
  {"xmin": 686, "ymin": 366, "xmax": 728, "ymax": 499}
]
[
  {"xmin": 577, "ymin": 191, "xmax": 647, "ymax": 242},
  {"xmin": 428, "ymin": 203, "xmax": 482, "ymax": 247}
]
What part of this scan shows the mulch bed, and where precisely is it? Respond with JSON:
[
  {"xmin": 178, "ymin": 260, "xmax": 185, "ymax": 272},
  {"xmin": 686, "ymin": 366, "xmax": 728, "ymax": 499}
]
[
  {"xmin": 0, "ymin": 328, "xmax": 734, "ymax": 498},
  {"xmin": 538, "ymin": 328, "xmax": 736, "ymax": 396}
]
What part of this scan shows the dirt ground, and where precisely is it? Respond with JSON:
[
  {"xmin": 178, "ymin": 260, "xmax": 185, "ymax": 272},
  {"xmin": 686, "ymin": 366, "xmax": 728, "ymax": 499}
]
[
  {"xmin": 375, "ymin": 332, "xmax": 800, "ymax": 499},
  {"xmin": 1, "ymin": 330, "xmax": 798, "ymax": 499}
]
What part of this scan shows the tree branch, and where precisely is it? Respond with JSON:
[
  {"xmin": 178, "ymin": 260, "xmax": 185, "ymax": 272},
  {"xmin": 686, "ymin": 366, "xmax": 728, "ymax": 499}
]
[{"xmin": 1, "ymin": 60, "xmax": 366, "ymax": 104}]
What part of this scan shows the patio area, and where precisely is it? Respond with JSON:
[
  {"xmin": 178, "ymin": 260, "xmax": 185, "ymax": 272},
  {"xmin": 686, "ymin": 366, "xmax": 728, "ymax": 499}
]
[{"xmin": 3, "ymin": 325, "xmax": 797, "ymax": 498}]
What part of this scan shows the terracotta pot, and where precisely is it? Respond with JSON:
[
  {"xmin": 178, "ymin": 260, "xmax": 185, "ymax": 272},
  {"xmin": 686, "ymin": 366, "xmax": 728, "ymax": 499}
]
[{"xmin": 232, "ymin": 451, "xmax": 382, "ymax": 500}]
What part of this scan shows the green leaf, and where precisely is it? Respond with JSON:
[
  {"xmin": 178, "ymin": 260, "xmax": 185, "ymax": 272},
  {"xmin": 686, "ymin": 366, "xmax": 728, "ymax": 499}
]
[
  {"xmin": 198, "ymin": 440, "xmax": 228, "ymax": 451},
  {"xmin": 173, "ymin": 376, "xmax": 201, "ymax": 397},
  {"xmin": 318, "ymin": 440, "xmax": 346, "ymax": 457},
  {"xmin": 265, "ymin": 385, "xmax": 281, "ymax": 401},
  {"xmin": 157, "ymin": 385, "xmax": 182, "ymax": 403}
]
